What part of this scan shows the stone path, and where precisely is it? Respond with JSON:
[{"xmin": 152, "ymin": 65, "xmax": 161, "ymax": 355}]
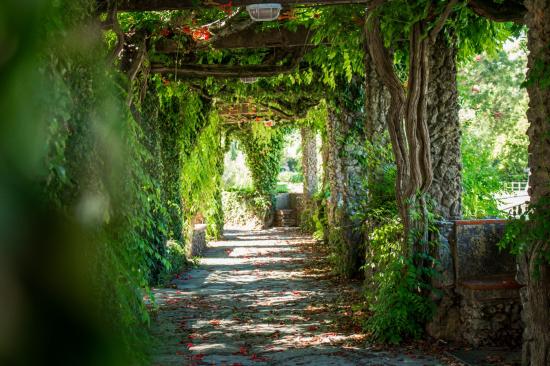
[{"xmin": 150, "ymin": 227, "xmax": 456, "ymax": 366}]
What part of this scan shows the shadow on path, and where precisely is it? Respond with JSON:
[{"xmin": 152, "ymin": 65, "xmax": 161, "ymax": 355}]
[{"xmin": 150, "ymin": 227, "xmax": 450, "ymax": 366}]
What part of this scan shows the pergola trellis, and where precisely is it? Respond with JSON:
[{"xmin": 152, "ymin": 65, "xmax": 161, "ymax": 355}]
[{"xmin": 100, "ymin": 1, "xmax": 550, "ymax": 365}]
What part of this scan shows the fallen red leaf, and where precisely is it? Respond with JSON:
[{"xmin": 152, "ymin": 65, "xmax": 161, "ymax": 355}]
[
  {"xmin": 232, "ymin": 345, "xmax": 248, "ymax": 356},
  {"xmin": 190, "ymin": 353, "xmax": 205, "ymax": 360},
  {"xmin": 250, "ymin": 354, "xmax": 268, "ymax": 362}
]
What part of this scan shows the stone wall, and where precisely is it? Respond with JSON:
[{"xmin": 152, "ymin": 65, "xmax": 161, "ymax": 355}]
[
  {"xmin": 222, "ymin": 191, "xmax": 272, "ymax": 229},
  {"xmin": 428, "ymin": 220, "xmax": 523, "ymax": 347},
  {"xmin": 458, "ymin": 278, "xmax": 522, "ymax": 348}
]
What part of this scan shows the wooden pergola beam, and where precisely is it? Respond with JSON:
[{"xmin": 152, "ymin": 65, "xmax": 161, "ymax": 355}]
[
  {"xmin": 155, "ymin": 26, "xmax": 313, "ymax": 53},
  {"xmin": 150, "ymin": 63, "xmax": 299, "ymax": 78},
  {"xmin": 98, "ymin": 0, "xmax": 368, "ymax": 12}
]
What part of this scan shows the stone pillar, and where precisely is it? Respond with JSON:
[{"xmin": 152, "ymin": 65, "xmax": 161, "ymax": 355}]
[
  {"xmin": 325, "ymin": 76, "xmax": 368, "ymax": 278},
  {"xmin": 426, "ymin": 31, "xmax": 462, "ymax": 220},
  {"xmin": 301, "ymin": 127, "xmax": 318, "ymax": 204},
  {"xmin": 520, "ymin": 2, "xmax": 550, "ymax": 365},
  {"xmin": 425, "ymin": 30, "xmax": 462, "ymax": 342},
  {"xmin": 364, "ymin": 49, "xmax": 389, "ymax": 143}
]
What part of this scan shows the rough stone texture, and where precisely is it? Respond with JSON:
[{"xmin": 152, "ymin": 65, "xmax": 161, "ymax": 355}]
[
  {"xmin": 326, "ymin": 85, "xmax": 368, "ymax": 278},
  {"xmin": 189, "ymin": 224, "xmax": 207, "ymax": 257},
  {"xmin": 521, "ymin": 2, "xmax": 550, "ymax": 364},
  {"xmin": 427, "ymin": 32, "xmax": 462, "ymax": 220},
  {"xmin": 222, "ymin": 191, "xmax": 271, "ymax": 230},
  {"xmin": 274, "ymin": 209, "xmax": 297, "ymax": 227},
  {"xmin": 427, "ymin": 221, "xmax": 460, "ymax": 342},
  {"xmin": 150, "ymin": 228, "xmax": 446, "ymax": 366},
  {"xmin": 364, "ymin": 48, "xmax": 389, "ymax": 143},
  {"xmin": 427, "ymin": 220, "xmax": 523, "ymax": 347},
  {"xmin": 432, "ymin": 221, "xmax": 455, "ymax": 288},
  {"xmin": 301, "ymin": 127, "xmax": 318, "ymax": 204},
  {"xmin": 457, "ymin": 285, "xmax": 522, "ymax": 348},
  {"xmin": 454, "ymin": 220, "xmax": 515, "ymax": 282},
  {"xmin": 293, "ymin": 193, "xmax": 305, "ymax": 226},
  {"xmin": 325, "ymin": 108, "xmax": 347, "ymax": 228},
  {"xmin": 426, "ymin": 287, "xmax": 461, "ymax": 342}
]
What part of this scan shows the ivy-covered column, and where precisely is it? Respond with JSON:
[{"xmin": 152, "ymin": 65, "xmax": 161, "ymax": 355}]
[
  {"xmin": 158, "ymin": 95, "xmax": 186, "ymax": 243},
  {"xmin": 140, "ymin": 82, "xmax": 170, "ymax": 281},
  {"xmin": 237, "ymin": 126, "xmax": 287, "ymax": 227},
  {"xmin": 520, "ymin": 1, "xmax": 550, "ymax": 365},
  {"xmin": 427, "ymin": 31, "xmax": 462, "ymax": 220},
  {"xmin": 301, "ymin": 126, "xmax": 318, "ymax": 207},
  {"xmin": 325, "ymin": 76, "xmax": 368, "ymax": 279}
]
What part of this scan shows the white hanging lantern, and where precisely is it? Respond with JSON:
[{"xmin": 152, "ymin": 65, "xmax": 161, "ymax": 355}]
[
  {"xmin": 240, "ymin": 77, "xmax": 258, "ymax": 84},
  {"xmin": 246, "ymin": 4, "xmax": 282, "ymax": 22}
]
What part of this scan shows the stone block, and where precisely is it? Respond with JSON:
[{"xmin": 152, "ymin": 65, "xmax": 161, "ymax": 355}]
[{"xmin": 453, "ymin": 219, "xmax": 516, "ymax": 282}]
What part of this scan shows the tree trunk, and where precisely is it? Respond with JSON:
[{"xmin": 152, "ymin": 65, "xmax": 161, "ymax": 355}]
[
  {"xmin": 521, "ymin": 1, "xmax": 550, "ymax": 365},
  {"xmin": 426, "ymin": 31, "xmax": 462, "ymax": 220},
  {"xmin": 301, "ymin": 127, "xmax": 318, "ymax": 205}
]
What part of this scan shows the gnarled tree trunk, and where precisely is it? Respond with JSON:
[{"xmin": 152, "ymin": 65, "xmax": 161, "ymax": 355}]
[
  {"xmin": 521, "ymin": 1, "xmax": 550, "ymax": 365},
  {"xmin": 365, "ymin": 0, "xmax": 457, "ymax": 255},
  {"xmin": 427, "ymin": 31, "xmax": 462, "ymax": 220}
]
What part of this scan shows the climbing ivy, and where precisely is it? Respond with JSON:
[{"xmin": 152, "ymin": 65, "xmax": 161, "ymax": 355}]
[
  {"xmin": 230, "ymin": 124, "xmax": 290, "ymax": 200},
  {"xmin": 180, "ymin": 110, "xmax": 225, "ymax": 240}
]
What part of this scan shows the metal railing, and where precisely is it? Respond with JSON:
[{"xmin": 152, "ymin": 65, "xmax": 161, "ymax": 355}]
[{"xmin": 504, "ymin": 181, "xmax": 528, "ymax": 193}]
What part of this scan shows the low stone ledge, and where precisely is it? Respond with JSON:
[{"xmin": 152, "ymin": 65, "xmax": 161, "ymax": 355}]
[
  {"xmin": 459, "ymin": 275, "xmax": 523, "ymax": 291},
  {"xmin": 458, "ymin": 282, "xmax": 523, "ymax": 348}
]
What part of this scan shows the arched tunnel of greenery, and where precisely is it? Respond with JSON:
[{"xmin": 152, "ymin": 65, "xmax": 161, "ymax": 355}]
[{"xmin": 1, "ymin": 0, "xmax": 549, "ymax": 365}]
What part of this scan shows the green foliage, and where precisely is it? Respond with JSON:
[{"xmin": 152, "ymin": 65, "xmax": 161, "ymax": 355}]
[
  {"xmin": 311, "ymin": 188, "xmax": 330, "ymax": 241},
  {"xmin": 364, "ymin": 139, "xmax": 398, "ymax": 216},
  {"xmin": 180, "ymin": 109, "xmax": 225, "ymax": 241},
  {"xmin": 361, "ymin": 216, "xmax": 436, "ymax": 344},
  {"xmin": 461, "ymin": 132, "xmax": 503, "ymax": 218},
  {"xmin": 159, "ymin": 240, "xmax": 187, "ymax": 285},
  {"xmin": 458, "ymin": 40, "xmax": 529, "ymax": 218},
  {"xmin": 29, "ymin": 0, "xmax": 163, "ymax": 363},
  {"xmin": 500, "ymin": 198, "xmax": 550, "ymax": 271},
  {"xmin": 231, "ymin": 125, "xmax": 289, "ymax": 199}
]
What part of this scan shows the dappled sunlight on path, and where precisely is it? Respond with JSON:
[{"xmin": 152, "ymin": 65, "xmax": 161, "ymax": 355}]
[{"xmin": 150, "ymin": 228, "xmax": 448, "ymax": 366}]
